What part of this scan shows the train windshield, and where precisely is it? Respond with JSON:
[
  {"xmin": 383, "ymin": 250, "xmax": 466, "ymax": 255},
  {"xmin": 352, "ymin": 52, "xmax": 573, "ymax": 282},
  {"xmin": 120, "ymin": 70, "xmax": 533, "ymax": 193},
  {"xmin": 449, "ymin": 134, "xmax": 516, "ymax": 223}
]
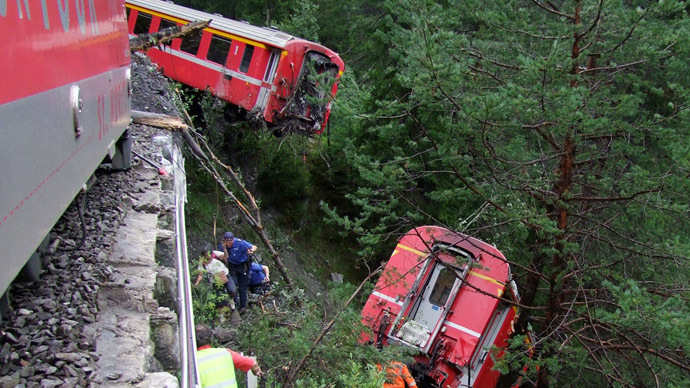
[{"xmin": 287, "ymin": 51, "xmax": 340, "ymax": 132}]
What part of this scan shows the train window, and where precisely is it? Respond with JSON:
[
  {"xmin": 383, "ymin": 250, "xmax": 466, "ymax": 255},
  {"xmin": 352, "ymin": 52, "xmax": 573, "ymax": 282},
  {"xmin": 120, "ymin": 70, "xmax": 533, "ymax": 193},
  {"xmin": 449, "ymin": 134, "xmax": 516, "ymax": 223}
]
[
  {"xmin": 158, "ymin": 19, "xmax": 178, "ymax": 46},
  {"xmin": 239, "ymin": 45, "xmax": 255, "ymax": 73},
  {"xmin": 263, "ymin": 51, "xmax": 279, "ymax": 82},
  {"xmin": 207, "ymin": 35, "xmax": 231, "ymax": 65},
  {"xmin": 159, "ymin": 18, "xmax": 177, "ymax": 32},
  {"xmin": 428, "ymin": 268, "xmax": 456, "ymax": 307},
  {"xmin": 133, "ymin": 12, "xmax": 153, "ymax": 35},
  {"xmin": 180, "ymin": 30, "xmax": 202, "ymax": 55}
]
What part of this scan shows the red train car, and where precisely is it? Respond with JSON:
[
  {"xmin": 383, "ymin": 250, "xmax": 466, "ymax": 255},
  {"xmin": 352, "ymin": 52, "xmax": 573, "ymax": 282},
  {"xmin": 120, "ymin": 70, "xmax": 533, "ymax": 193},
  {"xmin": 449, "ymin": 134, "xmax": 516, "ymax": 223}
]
[
  {"xmin": 125, "ymin": 0, "xmax": 345, "ymax": 136},
  {"xmin": 361, "ymin": 226, "xmax": 531, "ymax": 388},
  {"xmin": 0, "ymin": 0, "xmax": 131, "ymax": 316}
]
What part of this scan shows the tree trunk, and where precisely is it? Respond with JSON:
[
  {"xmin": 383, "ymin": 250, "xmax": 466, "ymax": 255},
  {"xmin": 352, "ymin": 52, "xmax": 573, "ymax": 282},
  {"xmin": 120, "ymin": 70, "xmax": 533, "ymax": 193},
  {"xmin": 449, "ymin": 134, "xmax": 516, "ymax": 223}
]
[
  {"xmin": 536, "ymin": 2, "xmax": 581, "ymax": 386},
  {"xmin": 129, "ymin": 20, "xmax": 209, "ymax": 52}
]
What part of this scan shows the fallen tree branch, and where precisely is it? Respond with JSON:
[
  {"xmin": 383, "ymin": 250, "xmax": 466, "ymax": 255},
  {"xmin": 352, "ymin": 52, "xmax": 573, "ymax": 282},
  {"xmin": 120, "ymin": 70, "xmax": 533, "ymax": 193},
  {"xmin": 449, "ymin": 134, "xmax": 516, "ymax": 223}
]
[
  {"xmin": 131, "ymin": 110, "xmax": 186, "ymax": 130},
  {"xmin": 129, "ymin": 20, "xmax": 210, "ymax": 52},
  {"xmin": 131, "ymin": 110, "xmax": 207, "ymax": 160}
]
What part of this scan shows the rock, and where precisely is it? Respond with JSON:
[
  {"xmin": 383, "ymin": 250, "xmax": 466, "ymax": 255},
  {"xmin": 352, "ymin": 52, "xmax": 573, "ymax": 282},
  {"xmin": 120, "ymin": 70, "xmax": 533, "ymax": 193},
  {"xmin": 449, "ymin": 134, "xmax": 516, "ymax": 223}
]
[
  {"xmin": 213, "ymin": 327, "xmax": 237, "ymax": 344},
  {"xmin": 62, "ymin": 364, "xmax": 79, "ymax": 378},
  {"xmin": 3, "ymin": 331, "xmax": 18, "ymax": 344},
  {"xmin": 150, "ymin": 309, "xmax": 179, "ymax": 371},
  {"xmin": 330, "ymin": 273, "xmax": 344, "ymax": 283},
  {"xmin": 153, "ymin": 269, "xmax": 177, "ymax": 310},
  {"xmin": 0, "ymin": 343, "xmax": 11, "ymax": 361},
  {"xmin": 134, "ymin": 372, "xmax": 179, "ymax": 388},
  {"xmin": 45, "ymin": 300, "xmax": 58, "ymax": 311},
  {"xmin": 13, "ymin": 317, "xmax": 26, "ymax": 328},
  {"xmin": 0, "ymin": 371, "xmax": 20, "ymax": 388},
  {"xmin": 57, "ymin": 325, "xmax": 75, "ymax": 338},
  {"xmin": 19, "ymin": 366, "xmax": 35, "ymax": 378},
  {"xmin": 72, "ymin": 291, "xmax": 83, "ymax": 302},
  {"xmin": 58, "ymin": 377, "xmax": 80, "ymax": 388},
  {"xmin": 54, "ymin": 353, "xmax": 83, "ymax": 363},
  {"xmin": 36, "ymin": 288, "xmax": 53, "ymax": 296},
  {"xmin": 76, "ymin": 357, "xmax": 90, "ymax": 368},
  {"xmin": 40, "ymin": 378, "xmax": 63, "ymax": 388}
]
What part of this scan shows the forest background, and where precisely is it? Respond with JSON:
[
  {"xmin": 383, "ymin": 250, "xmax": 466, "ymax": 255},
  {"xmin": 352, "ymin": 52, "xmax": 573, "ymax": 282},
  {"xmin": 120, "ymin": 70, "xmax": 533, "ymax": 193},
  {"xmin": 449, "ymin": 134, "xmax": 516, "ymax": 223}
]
[{"xmin": 175, "ymin": 1, "xmax": 690, "ymax": 387}]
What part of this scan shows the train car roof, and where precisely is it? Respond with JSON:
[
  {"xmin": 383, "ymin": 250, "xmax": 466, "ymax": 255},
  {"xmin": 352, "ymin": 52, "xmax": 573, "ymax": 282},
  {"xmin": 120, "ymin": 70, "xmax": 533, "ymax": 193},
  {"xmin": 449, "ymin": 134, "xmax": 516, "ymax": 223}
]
[{"xmin": 127, "ymin": 0, "xmax": 296, "ymax": 48}]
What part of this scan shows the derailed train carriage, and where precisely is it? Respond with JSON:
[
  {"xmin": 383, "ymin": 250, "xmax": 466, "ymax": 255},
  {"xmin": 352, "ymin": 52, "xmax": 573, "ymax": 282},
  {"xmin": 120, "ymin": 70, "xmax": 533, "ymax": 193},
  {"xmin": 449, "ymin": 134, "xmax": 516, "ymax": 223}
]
[
  {"xmin": 0, "ymin": 0, "xmax": 132, "ymax": 317},
  {"xmin": 125, "ymin": 0, "xmax": 345, "ymax": 136},
  {"xmin": 361, "ymin": 226, "xmax": 532, "ymax": 388}
]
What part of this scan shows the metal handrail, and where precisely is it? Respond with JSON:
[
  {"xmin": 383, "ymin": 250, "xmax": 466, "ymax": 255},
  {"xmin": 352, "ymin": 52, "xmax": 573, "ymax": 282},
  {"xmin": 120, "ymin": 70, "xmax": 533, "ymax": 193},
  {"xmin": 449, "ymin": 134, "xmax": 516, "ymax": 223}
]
[{"xmin": 172, "ymin": 141, "xmax": 201, "ymax": 387}]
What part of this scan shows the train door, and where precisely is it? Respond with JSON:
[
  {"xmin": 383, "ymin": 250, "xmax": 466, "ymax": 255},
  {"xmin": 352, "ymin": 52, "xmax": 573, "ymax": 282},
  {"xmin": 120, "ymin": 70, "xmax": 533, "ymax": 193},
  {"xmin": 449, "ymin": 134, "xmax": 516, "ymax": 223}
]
[
  {"xmin": 462, "ymin": 301, "xmax": 512, "ymax": 386},
  {"xmin": 413, "ymin": 264, "xmax": 458, "ymax": 328},
  {"xmin": 206, "ymin": 34, "xmax": 233, "ymax": 98},
  {"xmin": 256, "ymin": 50, "xmax": 280, "ymax": 111},
  {"xmin": 397, "ymin": 263, "xmax": 460, "ymax": 348},
  {"xmin": 233, "ymin": 43, "xmax": 257, "ymax": 109}
]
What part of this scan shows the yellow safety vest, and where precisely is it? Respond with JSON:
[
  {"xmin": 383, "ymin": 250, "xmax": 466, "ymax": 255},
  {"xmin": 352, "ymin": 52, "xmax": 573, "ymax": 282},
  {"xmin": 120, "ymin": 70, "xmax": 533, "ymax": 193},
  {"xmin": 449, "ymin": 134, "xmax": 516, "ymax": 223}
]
[{"xmin": 197, "ymin": 348, "xmax": 238, "ymax": 388}]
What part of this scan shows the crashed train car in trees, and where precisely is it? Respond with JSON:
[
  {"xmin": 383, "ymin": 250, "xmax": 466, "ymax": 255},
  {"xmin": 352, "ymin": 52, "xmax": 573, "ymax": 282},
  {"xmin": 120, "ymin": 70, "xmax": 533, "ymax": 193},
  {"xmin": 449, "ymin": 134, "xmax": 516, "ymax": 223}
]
[
  {"xmin": 361, "ymin": 226, "xmax": 533, "ymax": 388},
  {"xmin": 126, "ymin": 0, "xmax": 345, "ymax": 136}
]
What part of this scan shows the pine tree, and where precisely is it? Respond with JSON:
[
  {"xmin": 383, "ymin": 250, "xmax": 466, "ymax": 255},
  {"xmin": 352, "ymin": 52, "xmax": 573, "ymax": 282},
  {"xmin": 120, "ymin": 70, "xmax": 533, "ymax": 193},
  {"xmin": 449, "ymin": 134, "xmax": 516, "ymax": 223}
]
[{"xmin": 326, "ymin": 1, "xmax": 690, "ymax": 386}]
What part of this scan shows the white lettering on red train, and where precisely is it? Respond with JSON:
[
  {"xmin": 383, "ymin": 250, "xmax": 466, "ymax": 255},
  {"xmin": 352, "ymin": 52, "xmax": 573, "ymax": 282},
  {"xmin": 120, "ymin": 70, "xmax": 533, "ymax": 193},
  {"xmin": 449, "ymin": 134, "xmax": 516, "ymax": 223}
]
[
  {"xmin": 57, "ymin": 0, "xmax": 69, "ymax": 31},
  {"xmin": 40, "ymin": 0, "xmax": 49, "ymax": 28},
  {"xmin": 97, "ymin": 94, "xmax": 106, "ymax": 140},
  {"xmin": 110, "ymin": 80, "xmax": 127, "ymax": 125},
  {"xmin": 0, "ymin": 0, "xmax": 98, "ymax": 35},
  {"xmin": 75, "ymin": 0, "xmax": 98, "ymax": 34},
  {"xmin": 99, "ymin": 80, "xmax": 128, "ymax": 140},
  {"xmin": 17, "ymin": 0, "xmax": 30, "ymax": 19}
]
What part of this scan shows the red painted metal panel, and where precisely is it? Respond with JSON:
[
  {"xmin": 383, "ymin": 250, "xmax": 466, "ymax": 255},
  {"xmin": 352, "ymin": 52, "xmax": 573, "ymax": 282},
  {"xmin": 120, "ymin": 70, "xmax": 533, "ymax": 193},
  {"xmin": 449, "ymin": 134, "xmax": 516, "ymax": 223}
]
[
  {"xmin": 0, "ymin": 0, "xmax": 130, "ymax": 105},
  {"xmin": 0, "ymin": 0, "xmax": 131, "ymax": 296}
]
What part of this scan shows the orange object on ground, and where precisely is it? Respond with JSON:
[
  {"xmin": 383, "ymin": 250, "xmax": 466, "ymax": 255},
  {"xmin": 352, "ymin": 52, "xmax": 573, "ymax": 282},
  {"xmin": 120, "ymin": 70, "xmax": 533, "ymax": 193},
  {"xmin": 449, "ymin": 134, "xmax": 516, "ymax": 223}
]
[{"xmin": 377, "ymin": 361, "xmax": 417, "ymax": 388}]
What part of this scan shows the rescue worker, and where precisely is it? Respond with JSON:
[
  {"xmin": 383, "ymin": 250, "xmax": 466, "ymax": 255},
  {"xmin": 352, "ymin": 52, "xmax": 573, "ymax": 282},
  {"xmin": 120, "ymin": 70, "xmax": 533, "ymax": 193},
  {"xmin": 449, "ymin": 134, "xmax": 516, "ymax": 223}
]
[
  {"xmin": 248, "ymin": 262, "xmax": 271, "ymax": 296},
  {"xmin": 376, "ymin": 361, "xmax": 417, "ymax": 388},
  {"xmin": 218, "ymin": 231, "xmax": 257, "ymax": 313},
  {"xmin": 195, "ymin": 324, "xmax": 263, "ymax": 387}
]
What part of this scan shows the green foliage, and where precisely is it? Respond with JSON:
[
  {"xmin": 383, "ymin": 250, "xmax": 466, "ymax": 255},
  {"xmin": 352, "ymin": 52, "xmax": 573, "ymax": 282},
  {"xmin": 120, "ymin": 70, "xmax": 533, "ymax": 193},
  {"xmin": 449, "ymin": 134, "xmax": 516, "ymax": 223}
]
[
  {"xmin": 592, "ymin": 280, "xmax": 690, "ymax": 387},
  {"xmin": 314, "ymin": 0, "xmax": 392, "ymax": 83},
  {"xmin": 230, "ymin": 283, "xmax": 413, "ymax": 387},
  {"xmin": 318, "ymin": 0, "xmax": 690, "ymax": 385},
  {"xmin": 275, "ymin": 0, "xmax": 320, "ymax": 42},
  {"xmin": 198, "ymin": 91, "xmax": 227, "ymax": 150},
  {"xmin": 250, "ymin": 135, "xmax": 312, "ymax": 225},
  {"xmin": 184, "ymin": 155, "xmax": 228, "ymax": 237}
]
